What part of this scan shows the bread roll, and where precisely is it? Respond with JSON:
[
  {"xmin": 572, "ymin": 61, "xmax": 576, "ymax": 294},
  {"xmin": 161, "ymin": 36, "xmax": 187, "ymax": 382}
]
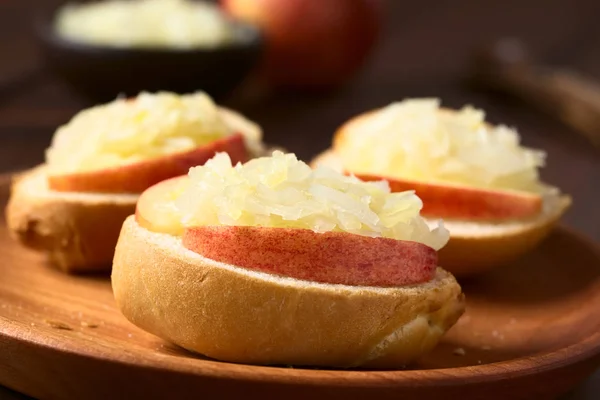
[
  {"xmin": 6, "ymin": 166, "xmax": 137, "ymax": 272},
  {"xmin": 312, "ymin": 149, "xmax": 571, "ymax": 274},
  {"xmin": 112, "ymin": 216, "xmax": 465, "ymax": 368}
]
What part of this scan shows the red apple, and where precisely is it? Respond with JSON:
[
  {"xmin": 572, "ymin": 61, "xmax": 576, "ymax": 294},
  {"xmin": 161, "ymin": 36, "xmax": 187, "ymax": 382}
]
[
  {"xmin": 355, "ymin": 173, "xmax": 543, "ymax": 220},
  {"xmin": 48, "ymin": 134, "xmax": 248, "ymax": 194},
  {"xmin": 220, "ymin": 0, "xmax": 380, "ymax": 88},
  {"xmin": 183, "ymin": 225, "xmax": 437, "ymax": 287}
]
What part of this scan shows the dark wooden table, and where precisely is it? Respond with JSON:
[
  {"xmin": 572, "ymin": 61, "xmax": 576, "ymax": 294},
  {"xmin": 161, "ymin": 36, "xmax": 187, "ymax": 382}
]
[{"xmin": 1, "ymin": 0, "xmax": 599, "ymax": 399}]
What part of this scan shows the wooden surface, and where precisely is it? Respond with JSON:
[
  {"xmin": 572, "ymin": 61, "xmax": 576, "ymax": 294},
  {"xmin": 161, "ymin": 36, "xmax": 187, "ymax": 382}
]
[
  {"xmin": 1, "ymin": 0, "xmax": 600, "ymax": 398},
  {"xmin": 0, "ymin": 175, "xmax": 599, "ymax": 400}
]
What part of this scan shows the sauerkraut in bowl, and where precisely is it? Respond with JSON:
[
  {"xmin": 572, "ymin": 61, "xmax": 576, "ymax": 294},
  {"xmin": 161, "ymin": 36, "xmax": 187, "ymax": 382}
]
[{"xmin": 55, "ymin": 0, "xmax": 235, "ymax": 49}]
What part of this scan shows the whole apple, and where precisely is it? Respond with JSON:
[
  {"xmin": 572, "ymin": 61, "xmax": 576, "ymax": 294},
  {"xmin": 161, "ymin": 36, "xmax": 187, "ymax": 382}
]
[{"xmin": 221, "ymin": 0, "xmax": 381, "ymax": 88}]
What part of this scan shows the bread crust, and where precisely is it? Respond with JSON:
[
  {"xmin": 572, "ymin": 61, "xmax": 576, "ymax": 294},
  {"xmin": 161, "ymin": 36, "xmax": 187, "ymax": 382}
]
[
  {"xmin": 5, "ymin": 166, "xmax": 137, "ymax": 272},
  {"xmin": 112, "ymin": 216, "xmax": 465, "ymax": 368},
  {"xmin": 311, "ymin": 149, "xmax": 571, "ymax": 275},
  {"xmin": 436, "ymin": 194, "xmax": 571, "ymax": 274}
]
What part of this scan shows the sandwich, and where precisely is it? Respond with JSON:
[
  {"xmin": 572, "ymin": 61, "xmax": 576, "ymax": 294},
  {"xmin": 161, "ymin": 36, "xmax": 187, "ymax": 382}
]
[
  {"xmin": 312, "ymin": 98, "xmax": 571, "ymax": 274},
  {"xmin": 112, "ymin": 151, "xmax": 465, "ymax": 368},
  {"xmin": 5, "ymin": 91, "xmax": 264, "ymax": 272}
]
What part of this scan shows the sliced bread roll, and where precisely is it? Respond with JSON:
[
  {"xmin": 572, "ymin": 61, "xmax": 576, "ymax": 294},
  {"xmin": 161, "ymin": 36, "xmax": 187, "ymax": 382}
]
[
  {"xmin": 4, "ymin": 94, "xmax": 269, "ymax": 273},
  {"xmin": 312, "ymin": 149, "xmax": 572, "ymax": 275},
  {"xmin": 112, "ymin": 216, "xmax": 465, "ymax": 368},
  {"xmin": 5, "ymin": 166, "xmax": 137, "ymax": 272},
  {"xmin": 430, "ymin": 195, "xmax": 571, "ymax": 274},
  {"xmin": 6, "ymin": 139, "xmax": 273, "ymax": 274}
]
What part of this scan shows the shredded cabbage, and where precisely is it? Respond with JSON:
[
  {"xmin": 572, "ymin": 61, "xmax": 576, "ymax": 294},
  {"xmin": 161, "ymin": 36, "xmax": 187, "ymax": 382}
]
[
  {"xmin": 174, "ymin": 151, "xmax": 449, "ymax": 250},
  {"xmin": 55, "ymin": 0, "xmax": 234, "ymax": 49},
  {"xmin": 46, "ymin": 91, "xmax": 262, "ymax": 173},
  {"xmin": 336, "ymin": 99, "xmax": 549, "ymax": 193}
]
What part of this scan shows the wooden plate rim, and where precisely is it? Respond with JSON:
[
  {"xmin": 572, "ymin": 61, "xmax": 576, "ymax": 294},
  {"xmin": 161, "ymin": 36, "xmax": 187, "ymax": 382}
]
[{"xmin": 2, "ymin": 172, "xmax": 600, "ymax": 387}]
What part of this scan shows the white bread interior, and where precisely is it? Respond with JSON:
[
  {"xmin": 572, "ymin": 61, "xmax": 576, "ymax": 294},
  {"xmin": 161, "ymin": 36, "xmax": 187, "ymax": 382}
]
[
  {"xmin": 112, "ymin": 216, "xmax": 465, "ymax": 368},
  {"xmin": 5, "ymin": 165, "xmax": 137, "ymax": 272},
  {"xmin": 312, "ymin": 149, "xmax": 572, "ymax": 275}
]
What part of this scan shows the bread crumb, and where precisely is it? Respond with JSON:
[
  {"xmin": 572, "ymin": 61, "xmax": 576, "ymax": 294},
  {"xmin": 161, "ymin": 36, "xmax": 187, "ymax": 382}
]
[
  {"xmin": 128, "ymin": 333, "xmax": 133, "ymax": 338},
  {"xmin": 481, "ymin": 345, "xmax": 492, "ymax": 351},
  {"xmin": 80, "ymin": 321, "xmax": 98, "ymax": 328},
  {"xmin": 30, "ymin": 323, "xmax": 36, "ymax": 327},
  {"xmin": 477, "ymin": 360, "xmax": 482, "ymax": 364},
  {"xmin": 453, "ymin": 347, "xmax": 466, "ymax": 356},
  {"xmin": 44, "ymin": 319, "xmax": 72, "ymax": 330},
  {"xmin": 509, "ymin": 318, "xmax": 517, "ymax": 324}
]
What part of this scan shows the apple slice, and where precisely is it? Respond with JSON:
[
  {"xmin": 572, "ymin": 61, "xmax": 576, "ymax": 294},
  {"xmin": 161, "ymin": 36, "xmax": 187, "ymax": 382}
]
[
  {"xmin": 354, "ymin": 173, "xmax": 543, "ymax": 220},
  {"xmin": 48, "ymin": 133, "xmax": 248, "ymax": 194},
  {"xmin": 183, "ymin": 226, "xmax": 437, "ymax": 287},
  {"xmin": 135, "ymin": 175, "xmax": 189, "ymax": 235}
]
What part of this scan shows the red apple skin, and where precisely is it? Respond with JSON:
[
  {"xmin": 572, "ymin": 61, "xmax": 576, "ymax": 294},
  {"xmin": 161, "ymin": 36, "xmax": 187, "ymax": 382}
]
[
  {"xmin": 48, "ymin": 134, "xmax": 248, "ymax": 194},
  {"xmin": 183, "ymin": 226, "xmax": 437, "ymax": 287},
  {"xmin": 221, "ymin": 0, "xmax": 380, "ymax": 88},
  {"xmin": 355, "ymin": 173, "xmax": 543, "ymax": 220}
]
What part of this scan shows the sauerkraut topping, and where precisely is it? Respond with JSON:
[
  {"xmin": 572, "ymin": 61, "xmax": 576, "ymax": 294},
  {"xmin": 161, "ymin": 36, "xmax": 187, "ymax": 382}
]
[
  {"xmin": 46, "ymin": 91, "xmax": 262, "ymax": 173},
  {"xmin": 55, "ymin": 0, "xmax": 234, "ymax": 49},
  {"xmin": 172, "ymin": 151, "xmax": 449, "ymax": 250},
  {"xmin": 336, "ymin": 98, "xmax": 550, "ymax": 194}
]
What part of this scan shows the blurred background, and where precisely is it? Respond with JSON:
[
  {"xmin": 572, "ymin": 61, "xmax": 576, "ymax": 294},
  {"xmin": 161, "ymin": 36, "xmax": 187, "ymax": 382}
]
[{"xmin": 0, "ymin": 0, "xmax": 599, "ymax": 397}]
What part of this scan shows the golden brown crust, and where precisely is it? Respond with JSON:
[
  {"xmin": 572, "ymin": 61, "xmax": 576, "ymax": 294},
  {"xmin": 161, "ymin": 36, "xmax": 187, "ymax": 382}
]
[
  {"xmin": 311, "ymin": 149, "xmax": 572, "ymax": 276},
  {"xmin": 5, "ymin": 166, "xmax": 137, "ymax": 272},
  {"xmin": 435, "ymin": 195, "xmax": 572, "ymax": 275},
  {"xmin": 111, "ymin": 216, "xmax": 465, "ymax": 368}
]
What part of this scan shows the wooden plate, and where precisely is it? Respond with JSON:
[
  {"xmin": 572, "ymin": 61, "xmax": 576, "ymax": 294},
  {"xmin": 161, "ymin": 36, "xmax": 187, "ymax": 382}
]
[{"xmin": 0, "ymin": 176, "xmax": 599, "ymax": 400}]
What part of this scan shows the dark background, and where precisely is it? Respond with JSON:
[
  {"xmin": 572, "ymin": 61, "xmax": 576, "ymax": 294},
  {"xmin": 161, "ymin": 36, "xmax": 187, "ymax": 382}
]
[{"xmin": 0, "ymin": 0, "xmax": 599, "ymax": 398}]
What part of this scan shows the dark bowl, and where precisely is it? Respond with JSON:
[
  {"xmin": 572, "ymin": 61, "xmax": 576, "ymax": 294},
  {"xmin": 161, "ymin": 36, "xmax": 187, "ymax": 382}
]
[{"xmin": 34, "ymin": 5, "xmax": 264, "ymax": 102}]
